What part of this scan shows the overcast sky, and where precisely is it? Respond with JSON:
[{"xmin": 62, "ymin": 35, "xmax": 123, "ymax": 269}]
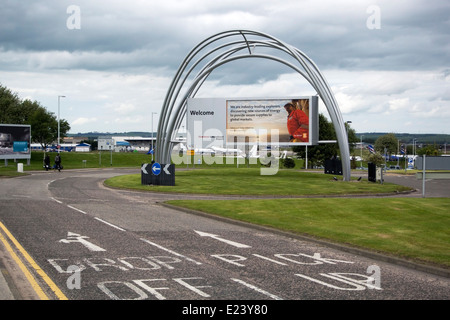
[{"xmin": 1, "ymin": 0, "xmax": 449, "ymax": 135}]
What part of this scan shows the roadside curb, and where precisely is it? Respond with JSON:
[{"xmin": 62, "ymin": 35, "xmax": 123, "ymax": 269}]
[{"xmin": 0, "ymin": 227, "xmax": 42, "ymax": 300}]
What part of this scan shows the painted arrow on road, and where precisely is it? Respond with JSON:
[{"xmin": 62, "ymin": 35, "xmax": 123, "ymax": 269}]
[
  {"xmin": 194, "ymin": 230, "xmax": 251, "ymax": 248},
  {"xmin": 59, "ymin": 232, "xmax": 106, "ymax": 252}
]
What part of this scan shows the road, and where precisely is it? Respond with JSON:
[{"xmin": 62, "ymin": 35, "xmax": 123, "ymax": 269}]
[
  {"xmin": 382, "ymin": 170, "xmax": 450, "ymax": 198},
  {"xmin": 0, "ymin": 168, "xmax": 449, "ymax": 303}
]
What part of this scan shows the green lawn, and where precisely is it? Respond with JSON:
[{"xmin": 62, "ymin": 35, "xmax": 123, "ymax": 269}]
[
  {"xmin": 104, "ymin": 168, "xmax": 412, "ymax": 195},
  {"xmin": 166, "ymin": 197, "xmax": 450, "ymax": 268},
  {"xmin": 0, "ymin": 151, "xmax": 153, "ymax": 176}
]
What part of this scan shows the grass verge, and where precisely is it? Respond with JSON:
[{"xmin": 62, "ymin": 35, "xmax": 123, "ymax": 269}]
[
  {"xmin": 166, "ymin": 197, "xmax": 450, "ymax": 268},
  {"xmin": 104, "ymin": 168, "xmax": 412, "ymax": 195},
  {"xmin": 0, "ymin": 151, "xmax": 153, "ymax": 173}
]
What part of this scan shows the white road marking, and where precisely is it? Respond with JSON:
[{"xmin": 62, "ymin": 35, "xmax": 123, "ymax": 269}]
[
  {"xmin": 231, "ymin": 278, "xmax": 283, "ymax": 300},
  {"xmin": 59, "ymin": 232, "xmax": 106, "ymax": 252},
  {"xmin": 252, "ymin": 254, "xmax": 288, "ymax": 265},
  {"xmin": 140, "ymin": 238, "xmax": 202, "ymax": 265},
  {"xmin": 94, "ymin": 217, "xmax": 126, "ymax": 231},
  {"xmin": 67, "ymin": 205, "xmax": 87, "ymax": 214},
  {"xmin": 194, "ymin": 230, "xmax": 251, "ymax": 248},
  {"xmin": 51, "ymin": 197, "xmax": 63, "ymax": 204}
]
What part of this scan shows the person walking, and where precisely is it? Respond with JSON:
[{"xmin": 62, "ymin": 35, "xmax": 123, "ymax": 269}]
[
  {"xmin": 44, "ymin": 154, "xmax": 50, "ymax": 171},
  {"xmin": 55, "ymin": 153, "xmax": 62, "ymax": 172}
]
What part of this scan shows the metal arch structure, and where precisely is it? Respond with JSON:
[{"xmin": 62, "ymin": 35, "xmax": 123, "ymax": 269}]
[{"xmin": 156, "ymin": 30, "xmax": 351, "ymax": 181}]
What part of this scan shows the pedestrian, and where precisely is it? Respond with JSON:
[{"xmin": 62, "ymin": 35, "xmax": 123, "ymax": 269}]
[
  {"xmin": 55, "ymin": 153, "xmax": 62, "ymax": 172},
  {"xmin": 44, "ymin": 154, "xmax": 50, "ymax": 171}
]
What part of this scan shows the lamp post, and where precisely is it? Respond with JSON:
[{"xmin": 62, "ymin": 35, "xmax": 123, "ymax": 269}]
[
  {"xmin": 345, "ymin": 121, "xmax": 352, "ymax": 132},
  {"xmin": 360, "ymin": 134, "xmax": 364, "ymax": 169},
  {"xmin": 346, "ymin": 120, "xmax": 352, "ymax": 146},
  {"xmin": 151, "ymin": 112, "xmax": 157, "ymax": 162},
  {"xmin": 413, "ymin": 138, "xmax": 418, "ymax": 157},
  {"xmin": 346, "ymin": 121, "xmax": 352, "ymax": 167},
  {"xmin": 58, "ymin": 95, "xmax": 66, "ymax": 153}
]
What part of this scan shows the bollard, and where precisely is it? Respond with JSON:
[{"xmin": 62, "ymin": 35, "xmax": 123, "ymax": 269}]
[{"xmin": 17, "ymin": 163, "xmax": 23, "ymax": 173}]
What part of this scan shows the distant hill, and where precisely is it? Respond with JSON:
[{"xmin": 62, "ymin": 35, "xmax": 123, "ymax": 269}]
[
  {"xmin": 68, "ymin": 131, "xmax": 449, "ymax": 145},
  {"xmin": 356, "ymin": 133, "xmax": 450, "ymax": 145},
  {"xmin": 68, "ymin": 132, "xmax": 155, "ymax": 139}
]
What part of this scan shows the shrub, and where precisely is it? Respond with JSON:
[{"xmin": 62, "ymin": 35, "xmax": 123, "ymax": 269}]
[{"xmin": 282, "ymin": 157, "xmax": 296, "ymax": 169}]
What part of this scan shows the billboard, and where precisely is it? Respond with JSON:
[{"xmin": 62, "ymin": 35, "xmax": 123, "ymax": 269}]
[
  {"xmin": 186, "ymin": 97, "xmax": 318, "ymax": 150},
  {"xmin": 0, "ymin": 124, "xmax": 31, "ymax": 160},
  {"xmin": 98, "ymin": 137, "xmax": 114, "ymax": 151}
]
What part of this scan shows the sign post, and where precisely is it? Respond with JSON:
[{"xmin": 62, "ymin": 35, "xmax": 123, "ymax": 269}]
[{"xmin": 141, "ymin": 162, "xmax": 175, "ymax": 186}]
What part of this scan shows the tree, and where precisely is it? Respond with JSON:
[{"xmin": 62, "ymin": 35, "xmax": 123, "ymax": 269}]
[
  {"xmin": 365, "ymin": 152, "xmax": 385, "ymax": 167},
  {"xmin": 0, "ymin": 84, "xmax": 70, "ymax": 149},
  {"xmin": 29, "ymin": 107, "xmax": 56, "ymax": 149},
  {"xmin": 0, "ymin": 84, "xmax": 21, "ymax": 123},
  {"xmin": 293, "ymin": 114, "xmax": 339, "ymax": 167},
  {"xmin": 17, "ymin": 99, "xmax": 42, "ymax": 124},
  {"xmin": 417, "ymin": 144, "xmax": 442, "ymax": 156},
  {"xmin": 29, "ymin": 107, "xmax": 70, "ymax": 150},
  {"xmin": 374, "ymin": 133, "xmax": 398, "ymax": 157},
  {"xmin": 345, "ymin": 122, "xmax": 358, "ymax": 154}
]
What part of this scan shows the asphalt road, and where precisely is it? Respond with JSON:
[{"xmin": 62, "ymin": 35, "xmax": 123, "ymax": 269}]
[
  {"xmin": 0, "ymin": 168, "xmax": 448, "ymax": 303},
  {"xmin": 382, "ymin": 171, "xmax": 450, "ymax": 198}
]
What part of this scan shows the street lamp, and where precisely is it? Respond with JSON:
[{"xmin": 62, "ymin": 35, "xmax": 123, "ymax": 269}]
[
  {"xmin": 345, "ymin": 121, "xmax": 352, "ymax": 165},
  {"xmin": 360, "ymin": 134, "xmax": 364, "ymax": 169},
  {"xmin": 345, "ymin": 120, "xmax": 352, "ymax": 145},
  {"xmin": 413, "ymin": 138, "xmax": 418, "ymax": 157},
  {"xmin": 151, "ymin": 112, "xmax": 157, "ymax": 161},
  {"xmin": 58, "ymin": 95, "xmax": 66, "ymax": 153}
]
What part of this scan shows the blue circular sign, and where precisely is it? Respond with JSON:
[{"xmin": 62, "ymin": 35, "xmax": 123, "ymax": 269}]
[{"xmin": 151, "ymin": 162, "xmax": 161, "ymax": 175}]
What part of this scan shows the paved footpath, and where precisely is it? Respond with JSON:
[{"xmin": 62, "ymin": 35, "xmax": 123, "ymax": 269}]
[{"xmin": 0, "ymin": 269, "xmax": 14, "ymax": 300}]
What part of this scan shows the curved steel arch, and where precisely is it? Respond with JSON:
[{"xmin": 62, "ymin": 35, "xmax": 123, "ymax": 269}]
[{"xmin": 156, "ymin": 30, "xmax": 351, "ymax": 181}]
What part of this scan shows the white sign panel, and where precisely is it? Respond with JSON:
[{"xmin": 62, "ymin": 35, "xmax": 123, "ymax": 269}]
[
  {"xmin": 186, "ymin": 97, "xmax": 318, "ymax": 150},
  {"xmin": 186, "ymin": 98, "xmax": 226, "ymax": 150},
  {"xmin": 98, "ymin": 138, "xmax": 114, "ymax": 150}
]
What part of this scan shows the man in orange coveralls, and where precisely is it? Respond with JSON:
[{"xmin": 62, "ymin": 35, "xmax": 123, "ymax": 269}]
[{"xmin": 284, "ymin": 102, "xmax": 309, "ymax": 142}]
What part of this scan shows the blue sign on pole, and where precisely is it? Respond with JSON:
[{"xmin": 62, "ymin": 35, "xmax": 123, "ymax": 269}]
[{"xmin": 151, "ymin": 162, "xmax": 161, "ymax": 175}]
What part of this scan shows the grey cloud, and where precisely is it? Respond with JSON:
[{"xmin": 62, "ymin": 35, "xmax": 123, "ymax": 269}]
[
  {"xmin": 1, "ymin": 1, "xmax": 449, "ymax": 134},
  {"xmin": 2, "ymin": 0, "xmax": 448, "ymax": 76}
]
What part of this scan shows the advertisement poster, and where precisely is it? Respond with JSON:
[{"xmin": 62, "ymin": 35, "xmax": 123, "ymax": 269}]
[
  {"xmin": 0, "ymin": 124, "xmax": 31, "ymax": 160},
  {"xmin": 187, "ymin": 96, "xmax": 318, "ymax": 150},
  {"xmin": 226, "ymin": 97, "xmax": 317, "ymax": 145}
]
